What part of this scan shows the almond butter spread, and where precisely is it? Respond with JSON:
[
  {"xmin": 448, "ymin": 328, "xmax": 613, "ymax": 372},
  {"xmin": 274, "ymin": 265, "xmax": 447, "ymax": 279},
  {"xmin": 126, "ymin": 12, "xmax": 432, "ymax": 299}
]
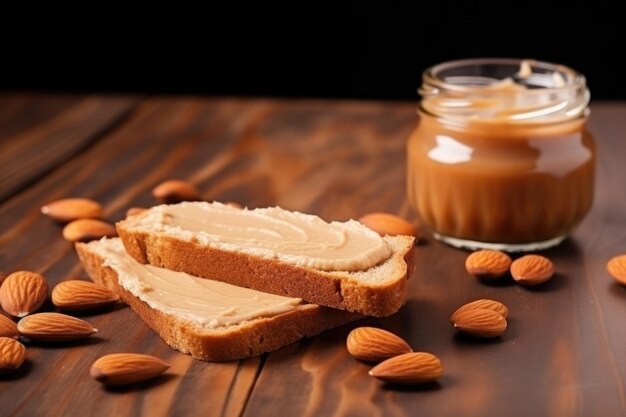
[
  {"xmin": 89, "ymin": 238, "xmax": 302, "ymax": 329},
  {"xmin": 131, "ymin": 202, "xmax": 392, "ymax": 271}
]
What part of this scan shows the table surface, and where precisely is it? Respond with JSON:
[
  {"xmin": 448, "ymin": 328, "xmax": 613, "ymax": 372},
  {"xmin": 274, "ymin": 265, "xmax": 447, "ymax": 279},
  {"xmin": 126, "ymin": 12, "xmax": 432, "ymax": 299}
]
[{"xmin": 1, "ymin": 93, "xmax": 626, "ymax": 417}]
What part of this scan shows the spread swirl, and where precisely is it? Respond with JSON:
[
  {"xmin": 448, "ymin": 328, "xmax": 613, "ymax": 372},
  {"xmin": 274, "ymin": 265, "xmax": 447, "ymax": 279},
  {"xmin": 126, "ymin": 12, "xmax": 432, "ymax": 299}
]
[
  {"xmin": 90, "ymin": 238, "xmax": 302, "ymax": 329},
  {"xmin": 134, "ymin": 202, "xmax": 392, "ymax": 271}
]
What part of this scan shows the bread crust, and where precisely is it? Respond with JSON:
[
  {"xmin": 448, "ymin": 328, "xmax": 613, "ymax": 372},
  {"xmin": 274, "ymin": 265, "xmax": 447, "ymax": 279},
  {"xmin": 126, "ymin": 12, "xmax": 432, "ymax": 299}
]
[
  {"xmin": 75, "ymin": 242, "xmax": 361, "ymax": 361},
  {"xmin": 117, "ymin": 222, "xmax": 415, "ymax": 317}
]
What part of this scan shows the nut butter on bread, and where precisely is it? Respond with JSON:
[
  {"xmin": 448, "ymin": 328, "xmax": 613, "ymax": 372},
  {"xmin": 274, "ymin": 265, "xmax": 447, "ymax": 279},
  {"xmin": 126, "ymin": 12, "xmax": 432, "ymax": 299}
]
[
  {"xmin": 116, "ymin": 202, "xmax": 415, "ymax": 317},
  {"xmin": 76, "ymin": 238, "xmax": 360, "ymax": 361}
]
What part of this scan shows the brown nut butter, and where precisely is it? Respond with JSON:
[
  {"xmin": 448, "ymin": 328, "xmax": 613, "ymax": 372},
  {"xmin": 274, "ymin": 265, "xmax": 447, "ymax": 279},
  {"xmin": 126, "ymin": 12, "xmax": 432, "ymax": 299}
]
[{"xmin": 407, "ymin": 59, "xmax": 595, "ymax": 251}]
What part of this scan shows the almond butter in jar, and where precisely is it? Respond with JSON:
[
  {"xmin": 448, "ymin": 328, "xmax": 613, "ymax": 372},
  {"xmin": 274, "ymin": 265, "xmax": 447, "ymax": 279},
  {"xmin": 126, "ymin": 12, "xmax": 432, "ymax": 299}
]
[{"xmin": 407, "ymin": 58, "xmax": 595, "ymax": 251}]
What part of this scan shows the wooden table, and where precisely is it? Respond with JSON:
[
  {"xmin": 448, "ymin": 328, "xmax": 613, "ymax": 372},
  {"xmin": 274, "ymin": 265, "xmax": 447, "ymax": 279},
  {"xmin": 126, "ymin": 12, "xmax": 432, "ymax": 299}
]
[{"xmin": 1, "ymin": 93, "xmax": 626, "ymax": 417}]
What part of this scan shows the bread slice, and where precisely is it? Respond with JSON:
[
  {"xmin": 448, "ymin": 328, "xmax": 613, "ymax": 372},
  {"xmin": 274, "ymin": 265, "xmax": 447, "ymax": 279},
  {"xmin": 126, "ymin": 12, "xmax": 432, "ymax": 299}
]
[
  {"xmin": 116, "ymin": 203, "xmax": 415, "ymax": 317},
  {"xmin": 76, "ymin": 238, "xmax": 361, "ymax": 361}
]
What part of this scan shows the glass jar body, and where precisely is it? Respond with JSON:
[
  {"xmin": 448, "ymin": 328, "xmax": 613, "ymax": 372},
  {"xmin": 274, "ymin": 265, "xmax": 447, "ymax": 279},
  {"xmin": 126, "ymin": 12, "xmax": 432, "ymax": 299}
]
[{"xmin": 407, "ymin": 113, "xmax": 595, "ymax": 250}]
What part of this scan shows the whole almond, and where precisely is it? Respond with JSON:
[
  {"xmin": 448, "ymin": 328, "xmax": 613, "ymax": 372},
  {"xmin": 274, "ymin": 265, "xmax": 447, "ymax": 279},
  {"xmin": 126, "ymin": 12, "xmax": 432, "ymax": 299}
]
[
  {"xmin": 452, "ymin": 308, "xmax": 507, "ymax": 338},
  {"xmin": 510, "ymin": 254, "xmax": 554, "ymax": 286},
  {"xmin": 347, "ymin": 327, "xmax": 412, "ymax": 362},
  {"xmin": 607, "ymin": 254, "xmax": 626, "ymax": 285},
  {"xmin": 41, "ymin": 198, "xmax": 103, "ymax": 223},
  {"xmin": 62, "ymin": 219, "xmax": 117, "ymax": 242},
  {"xmin": 465, "ymin": 250, "xmax": 512, "ymax": 279},
  {"xmin": 52, "ymin": 280, "xmax": 119, "ymax": 311},
  {"xmin": 91, "ymin": 353, "xmax": 170, "ymax": 386},
  {"xmin": 358, "ymin": 213, "xmax": 418, "ymax": 237},
  {"xmin": 0, "ymin": 337, "xmax": 26, "ymax": 374},
  {"xmin": 451, "ymin": 299, "xmax": 509, "ymax": 324},
  {"xmin": 0, "ymin": 315, "xmax": 20, "ymax": 339},
  {"xmin": 369, "ymin": 352, "xmax": 443, "ymax": 384},
  {"xmin": 126, "ymin": 207, "xmax": 148, "ymax": 217},
  {"xmin": 17, "ymin": 312, "xmax": 97, "ymax": 342},
  {"xmin": 0, "ymin": 271, "xmax": 48, "ymax": 318},
  {"xmin": 152, "ymin": 180, "xmax": 200, "ymax": 203}
]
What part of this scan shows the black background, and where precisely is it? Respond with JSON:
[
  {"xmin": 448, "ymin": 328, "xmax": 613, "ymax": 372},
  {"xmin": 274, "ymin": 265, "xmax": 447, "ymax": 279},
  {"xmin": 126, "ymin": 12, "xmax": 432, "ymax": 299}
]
[{"xmin": 2, "ymin": 3, "xmax": 622, "ymax": 100}]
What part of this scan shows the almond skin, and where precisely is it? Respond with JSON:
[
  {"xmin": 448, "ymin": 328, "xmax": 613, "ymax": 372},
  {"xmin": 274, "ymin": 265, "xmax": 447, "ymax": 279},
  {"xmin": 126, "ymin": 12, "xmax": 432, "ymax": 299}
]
[
  {"xmin": 126, "ymin": 207, "xmax": 148, "ymax": 217},
  {"xmin": 347, "ymin": 327, "xmax": 412, "ymax": 362},
  {"xmin": 62, "ymin": 219, "xmax": 117, "ymax": 242},
  {"xmin": 465, "ymin": 250, "xmax": 512, "ymax": 279},
  {"xmin": 358, "ymin": 213, "xmax": 418, "ymax": 237},
  {"xmin": 152, "ymin": 180, "xmax": 200, "ymax": 203},
  {"xmin": 0, "ymin": 315, "xmax": 20, "ymax": 339},
  {"xmin": 91, "ymin": 353, "xmax": 170, "ymax": 386},
  {"xmin": 369, "ymin": 352, "xmax": 443, "ymax": 384},
  {"xmin": 451, "ymin": 299, "xmax": 509, "ymax": 324},
  {"xmin": 0, "ymin": 337, "xmax": 26, "ymax": 375},
  {"xmin": 607, "ymin": 254, "xmax": 626, "ymax": 285},
  {"xmin": 452, "ymin": 308, "xmax": 507, "ymax": 338},
  {"xmin": 41, "ymin": 198, "xmax": 103, "ymax": 223},
  {"xmin": 0, "ymin": 271, "xmax": 48, "ymax": 318},
  {"xmin": 224, "ymin": 201, "xmax": 243, "ymax": 209},
  {"xmin": 52, "ymin": 280, "xmax": 119, "ymax": 311},
  {"xmin": 17, "ymin": 312, "xmax": 97, "ymax": 342},
  {"xmin": 510, "ymin": 254, "xmax": 554, "ymax": 286}
]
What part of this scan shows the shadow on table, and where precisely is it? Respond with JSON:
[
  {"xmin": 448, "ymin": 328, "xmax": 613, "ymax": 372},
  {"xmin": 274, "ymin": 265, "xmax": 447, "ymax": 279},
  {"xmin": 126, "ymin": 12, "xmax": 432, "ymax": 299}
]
[{"xmin": 104, "ymin": 373, "xmax": 178, "ymax": 393}]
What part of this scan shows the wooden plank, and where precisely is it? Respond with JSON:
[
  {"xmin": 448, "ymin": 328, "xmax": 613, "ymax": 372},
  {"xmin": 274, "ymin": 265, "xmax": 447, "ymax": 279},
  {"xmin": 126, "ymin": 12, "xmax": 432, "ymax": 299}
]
[
  {"xmin": 1, "ymin": 96, "xmax": 327, "ymax": 417},
  {"xmin": 2, "ymin": 97, "xmax": 626, "ymax": 417},
  {"xmin": 0, "ymin": 93, "xmax": 141, "ymax": 202},
  {"xmin": 241, "ymin": 103, "xmax": 626, "ymax": 417}
]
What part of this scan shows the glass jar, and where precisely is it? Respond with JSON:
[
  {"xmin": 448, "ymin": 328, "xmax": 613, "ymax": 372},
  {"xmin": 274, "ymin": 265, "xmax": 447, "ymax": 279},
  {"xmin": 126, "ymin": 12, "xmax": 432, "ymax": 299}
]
[{"xmin": 407, "ymin": 58, "xmax": 595, "ymax": 251}]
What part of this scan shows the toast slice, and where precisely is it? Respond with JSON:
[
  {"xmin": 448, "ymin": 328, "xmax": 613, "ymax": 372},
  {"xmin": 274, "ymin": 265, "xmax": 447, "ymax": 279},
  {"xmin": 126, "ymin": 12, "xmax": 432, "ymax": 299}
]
[
  {"xmin": 76, "ymin": 238, "xmax": 360, "ymax": 361},
  {"xmin": 117, "ymin": 202, "xmax": 415, "ymax": 316}
]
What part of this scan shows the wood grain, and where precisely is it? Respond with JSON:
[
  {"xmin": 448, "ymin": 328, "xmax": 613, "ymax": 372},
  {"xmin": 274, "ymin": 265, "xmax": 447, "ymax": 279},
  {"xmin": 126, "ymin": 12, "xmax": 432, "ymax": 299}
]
[
  {"xmin": 0, "ymin": 93, "xmax": 141, "ymax": 202},
  {"xmin": 1, "ymin": 96, "xmax": 626, "ymax": 417},
  {"xmin": 243, "ymin": 103, "xmax": 626, "ymax": 417}
]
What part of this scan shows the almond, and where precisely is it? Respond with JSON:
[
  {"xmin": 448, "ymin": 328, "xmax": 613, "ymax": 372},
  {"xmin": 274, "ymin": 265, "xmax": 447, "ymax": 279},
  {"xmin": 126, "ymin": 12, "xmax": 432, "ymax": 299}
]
[
  {"xmin": 126, "ymin": 207, "xmax": 148, "ymax": 217},
  {"xmin": 225, "ymin": 201, "xmax": 243, "ymax": 209},
  {"xmin": 52, "ymin": 280, "xmax": 119, "ymax": 311},
  {"xmin": 452, "ymin": 308, "xmax": 507, "ymax": 338},
  {"xmin": 41, "ymin": 198, "xmax": 103, "ymax": 223},
  {"xmin": 369, "ymin": 352, "xmax": 443, "ymax": 384},
  {"xmin": 607, "ymin": 254, "xmax": 626, "ymax": 285},
  {"xmin": 0, "ymin": 315, "xmax": 20, "ymax": 339},
  {"xmin": 152, "ymin": 180, "xmax": 200, "ymax": 203},
  {"xmin": 450, "ymin": 299, "xmax": 509, "ymax": 324},
  {"xmin": 465, "ymin": 250, "xmax": 512, "ymax": 279},
  {"xmin": 510, "ymin": 254, "xmax": 554, "ymax": 286},
  {"xmin": 0, "ymin": 271, "xmax": 48, "ymax": 318},
  {"xmin": 17, "ymin": 312, "xmax": 97, "ymax": 342},
  {"xmin": 0, "ymin": 337, "xmax": 26, "ymax": 374},
  {"xmin": 358, "ymin": 213, "xmax": 418, "ymax": 237},
  {"xmin": 91, "ymin": 353, "xmax": 170, "ymax": 386},
  {"xmin": 346, "ymin": 327, "xmax": 412, "ymax": 362},
  {"xmin": 62, "ymin": 219, "xmax": 117, "ymax": 242}
]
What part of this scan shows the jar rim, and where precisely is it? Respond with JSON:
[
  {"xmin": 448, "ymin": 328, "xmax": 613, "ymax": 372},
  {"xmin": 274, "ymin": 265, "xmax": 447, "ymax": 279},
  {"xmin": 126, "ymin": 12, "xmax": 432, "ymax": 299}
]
[
  {"xmin": 422, "ymin": 58, "xmax": 587, "ymax": 96},
  {"xmin": 419, "ymin": 58, "xmax": 590, "ymax": 124}
]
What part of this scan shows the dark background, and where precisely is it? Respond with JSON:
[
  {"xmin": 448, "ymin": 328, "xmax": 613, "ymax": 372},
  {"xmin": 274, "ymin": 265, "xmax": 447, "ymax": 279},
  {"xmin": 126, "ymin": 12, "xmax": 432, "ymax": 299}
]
[{"xmin": 1, "ymin": 4, "xmax": 622, "ymax": 100}]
